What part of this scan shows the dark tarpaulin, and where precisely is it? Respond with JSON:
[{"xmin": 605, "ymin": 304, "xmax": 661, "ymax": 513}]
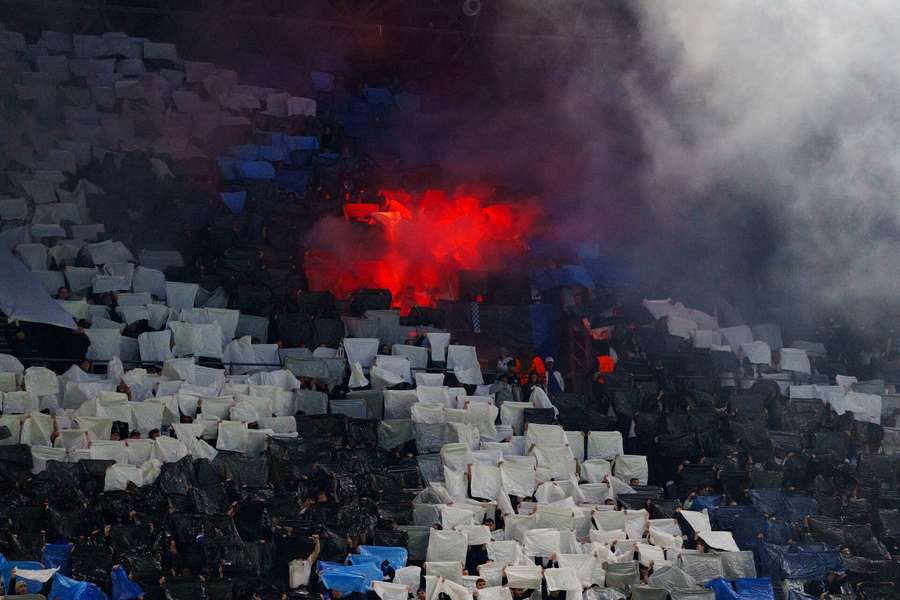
[
  {"xmin": 759, "ymin": 543, "xmax": 842, "ymax": 580},
  {"xmin": 767, "ymin": 431, "xmax": 805, "ymax": 455},
  {"xmin": 530, "ymin": 304, "xmax": 562, "ymax": 364},
  {"xmin": 214, "ymin": 453, "xmax": 270, "ymax": 488}
]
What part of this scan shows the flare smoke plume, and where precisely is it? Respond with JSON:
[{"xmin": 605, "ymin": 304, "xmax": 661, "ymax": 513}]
[{"xmin": 624, "ymin": 1, "xmax": 900, "ymax": 319}]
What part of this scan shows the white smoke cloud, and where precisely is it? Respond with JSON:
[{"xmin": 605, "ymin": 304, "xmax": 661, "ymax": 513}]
[{"xmin": 627, "ymin": 1, "xmax": 900, "ymax": 314}]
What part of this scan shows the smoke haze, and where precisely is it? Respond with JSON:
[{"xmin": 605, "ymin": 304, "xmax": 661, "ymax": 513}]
[{"xmin": 623, "ymin": 1, "xmax": 900, "ymax": 320}]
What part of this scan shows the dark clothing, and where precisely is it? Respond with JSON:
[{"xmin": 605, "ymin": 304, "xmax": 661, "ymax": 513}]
[{"xmin": 465, "ymin": 545, "xmax": 488, "ymax": 577}]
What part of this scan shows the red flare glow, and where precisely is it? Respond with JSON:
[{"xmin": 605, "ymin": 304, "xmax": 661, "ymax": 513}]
[{"xmin": 304, "ymin": 187, "xmax": 543, "ymax": 314}]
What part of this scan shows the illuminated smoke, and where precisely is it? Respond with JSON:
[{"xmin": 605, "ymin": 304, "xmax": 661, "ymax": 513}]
[{"xmin": 304, "ymin": 186, "xmax": 542, "ymax": 311}]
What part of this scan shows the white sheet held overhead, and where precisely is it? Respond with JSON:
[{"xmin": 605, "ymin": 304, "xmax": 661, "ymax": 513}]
[
  {"xmin": 427, "ymin": 332, "xmax": 450, "ymax": 362},
  {"xmin": 344, "ymin": 338, "xmax": 379, "ymax": 368},
  {"xmin": 0, "ymin": 246, "xmax": 76, "ymax": 329}
]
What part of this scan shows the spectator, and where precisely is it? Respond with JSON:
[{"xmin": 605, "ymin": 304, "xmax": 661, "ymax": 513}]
[
  {"xmin": 496, "ymin": 348, "xmax": 515, "ymax": 375},
  {"xmin": 544, "ymin": 357, "xmax": 564, "ymax": 394}
]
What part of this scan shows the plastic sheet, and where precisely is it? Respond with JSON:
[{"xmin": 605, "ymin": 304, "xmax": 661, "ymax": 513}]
[
  {"xmin": 544, "ymin": 567, "xmax": 581, "ymax": 592},
  {"xmin": 587, "ymin": 431, "xmax": 624, "ymax": 460},
  {"xmin": 679, "ymin": 554, "xmax": 723, "ymax": 583},
  {"xmin": 647, "ymin": 564, "xmax": 696, "ymax": 592},
  {"xmin": 505, "ymin": 565, "xmax": 542, "ymax": 589},
  {"xmin": 427, "ymin": 529, "xmax": 467, "ymax": 562},
  {"xmin": 758, "ymin": 543, "xmax": 842, "ymax": 580},
  {"xmin": 613, "ymin": 455, "xmax": 648, "ymax": 484},
  {"xmin": 605, "ymin": 561, "xmax": 640, "ymax": 590},
  {"xmin": 719, "ymin": 551, "xmax": 756, "ymax": 580},
  {"xmin": 631, "ymin": 587, "xmax": 668, "ymax": 600}
]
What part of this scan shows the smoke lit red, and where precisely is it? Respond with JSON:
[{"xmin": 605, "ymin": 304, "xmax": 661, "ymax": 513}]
[{"xmin": 304, "ymin": 187, "xmax": 542, "ymax": 313}]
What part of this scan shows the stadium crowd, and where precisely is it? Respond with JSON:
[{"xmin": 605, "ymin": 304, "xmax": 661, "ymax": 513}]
[{"xmin": 0, "ymin": 21, "xmax": 898, "ymax": 600}]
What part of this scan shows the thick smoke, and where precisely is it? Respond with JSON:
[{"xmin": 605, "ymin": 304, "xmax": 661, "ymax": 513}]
[{"xmin": 624, "ymin": 1, "xmax": 900, "ymax": 319}]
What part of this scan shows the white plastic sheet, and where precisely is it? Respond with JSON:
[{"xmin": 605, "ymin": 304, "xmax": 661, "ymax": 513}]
[
  {"xmin": 0, "ymin": 246, "xmax": 76, "ymax": 329},
  {"xmin": 85, "ymin": 328, "xmax": 122, "ymax": 360},
  {"xmin": 447, "ymin": 344, "xmax": 478, "ymax": 371},
  {"xmin": 75, "ymin": 416, "xmax": 112, "ymax": 441},
  {"xmin": 24, "ymin": 367, "xmax": 58, "ymax": 397},
  {"xmin": 65, "ymin": 266, "xmax": 98, "ymax": 292},
  {"xmin": 129, "ymin": 401, "xmax": 163, "ymax": 433},
  {"xmin": 346, "ymin": 361, "xmax": 367, "ymax": 389},
  {"xmin": 543, "ymin": 567, "xmax": 581, "ymax": 592},
  {"xmin": 2, "ymin": 391, "xmax": 38, "ymax": 414},
  {"xmin": 416, "ymin": 372, "xmax": 445, "ymax": 387},
  {"xmin": 525, "ymin": 423, "xmax": 567, "ymax": 448},
  {"xmin": 456, "ymin": 524, "xmax": 492, "ymax": 546},
  {"xmin": 344, "ymin": 338, "xmax": 380, "ymax": 368},
  {"xmin": 376, "ymin": 354, "xmax": 412, "ymax": 383},
  {"xmin": 719, "ymin": 325, "xmax": 754, "ymax": 353},
  {"xmin": 372, "ymin": 581, "xmax": 410, "ymax": 600},
  {"xmin": 216, "ymin": 420, "xmax": 248, "ymax": 452},
  {"xmin": 649, "ymin": 527, "xmax": 683, "ymax": 550},
  {"xmin": 470, "ymin": 463, "xmax": 501, "ymax": 500},
  {"xmin": 371, "ymin": 366, "xmax": 404, "ymax": 390},
  {"xmin": 138, "ymin": 330, "xmax": 174, "ymax": 362},
  {"xmin": 0, "ymin": 373, "xmax": 15, "ymax": 393},
  {"xmin": 500, "ymin": 462, "xmax": 536, "ymax": 497},
  {"xmin": 17, "ymin": 243, "xmax": 48, "ymax": 270},
  {"xmin": 504, "ymin": 565, "xmax": 542, "ymax": 589},
  {"xmin": 697, "ymin": 531, "xmax": 740, "ymax": 553},
  {"xmin": 104, "ymin": 464, "xmax": 143, "ymax": 491},
  {"xmin": 558, "ymin": 554, "xmax": 603, "ymax": 588},
  {"xmin": 740, "ymin": 341, "xmax": 771, "ymax": 365},
  {"xmin": 384, "ymin": 389, "xmax": 418, "ymax": 419},
  {"xmin": 425, "ymin": 562, "xmax": 464, "ymax": 584},
  {"xmin": 587, "ymin": 431, "xmax": 624, "ymax": 460},
  {"xmin": 523, "ymin": 528, "xmax": 561, "ymax": 557},
  {"xmin": 485, "ymin": 540, "xmax": 523, "ymax": 567},
  {"xmin": 395, "ymin": 566, "xmax": 421, "ymax": 591},
  {"xmin": 666, "ymin": 314, "xmax": 697, "ymax": 339},
  {"xmin": 625, "ymin": 509, "xmax": 649, "ymax": 540},
  {"xmin": 441, "ymin": 442, "xmax": 474, "ymax": 472},
  {"xmin": 31, "ymin": 446, "xmax": 66, "ymax": 473},
  {"xmin": 477, "ymin": 587, "xmax": 511, "ymax": 600},
  {"xmin": 500, "ymin": 401, "xmax": 531, "ymax": 435},
  {"xmin": 169, "ymin": 321, "xmax": 223, "ymax": 359},
  {"xmin": 838, "ymin": 391, "xmax": 882, "ymax": 424},
  {"xmin": 412, "ymin": 403, "xmax": 445, "ymax": 424},
  {"xmin": 418, "ymin": 386, "xmax": 451, "ymax": 406},
  {"xmin": 427, "ymin": 529, "xmax": 468, "ymax": 562},
  {"xmin": 780, "ymin": 348, "xmax": 811, "ymax": 374},
  {"xmin": 165, "ymin": 281, "xmax": 199, "ymax": 310},
  {"xmin": 442, "ymin": 505, "xmax": 478, "ymax": 529},
  {"xmin": 613, "ymin": 455, "xmax": 648, "ymax": 485},
  {"xmin": 0, "ymin": 354, "xmax": 23, "ymax": 375},
  {"xmin": 455, "ymin": 365, "xmax": 484, "ymax": 386},
  {"xmin": 532, "ymin": 445, "xmax": 576, "ymax": 479},
  {"xmin": 87, "ymin": 240, "xmax": 134, "ymax": 265},
  {"xmin": 152, "ymin": 436, "xmax": 190, "ymax": 463},
  {"xmin": 21, "ymin": 413, "xmax": 54, "ymax": 447},
  {"xmin": 393, "ymin": 344, "xmax": 429, "ymax": 369},
  {"xmin": 132, "ymin": 266, "xmax": 167, "ymax": 298},
  {"xmin": 427, "ymin": 332, "xmax": 451, "ymax": 362}
]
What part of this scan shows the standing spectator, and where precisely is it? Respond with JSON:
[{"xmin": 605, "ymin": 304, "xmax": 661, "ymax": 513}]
[{"xmin": 544, "ymin": 357, "xmax": 564, "ymax": 394}]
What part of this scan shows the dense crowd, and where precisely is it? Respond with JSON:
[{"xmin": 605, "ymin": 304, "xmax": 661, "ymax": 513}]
[{"xmin": 0, "ymin": 21, "xmax": 899, "ymax": 600}]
